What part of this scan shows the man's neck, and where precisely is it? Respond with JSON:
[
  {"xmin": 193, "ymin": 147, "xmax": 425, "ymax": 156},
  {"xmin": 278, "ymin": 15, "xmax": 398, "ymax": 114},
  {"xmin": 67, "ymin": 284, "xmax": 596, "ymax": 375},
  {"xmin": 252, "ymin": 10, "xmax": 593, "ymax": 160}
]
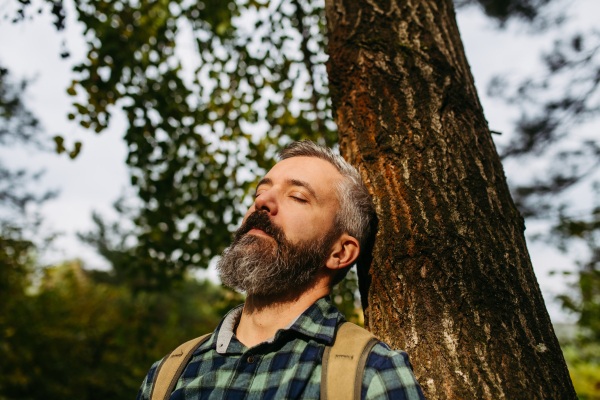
[{"xmin": 236, "ymin": 278, "xmax": 331, "ymax": 348}]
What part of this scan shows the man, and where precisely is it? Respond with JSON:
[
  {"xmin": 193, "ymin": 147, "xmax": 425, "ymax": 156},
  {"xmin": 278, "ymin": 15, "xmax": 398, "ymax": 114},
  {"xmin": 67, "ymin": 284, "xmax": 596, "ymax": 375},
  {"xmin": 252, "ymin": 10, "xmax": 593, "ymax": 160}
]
[{"xmin": 137, "ymin": 140, "xmax": 425, "ymax": 400}]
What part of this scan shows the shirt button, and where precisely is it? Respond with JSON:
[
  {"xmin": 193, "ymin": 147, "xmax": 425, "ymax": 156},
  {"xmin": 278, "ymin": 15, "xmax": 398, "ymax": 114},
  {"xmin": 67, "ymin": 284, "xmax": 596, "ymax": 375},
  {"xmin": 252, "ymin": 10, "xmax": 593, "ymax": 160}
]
[{"xmin": 247, "ymin": 355, "xmax": 255, "ymax": 364}]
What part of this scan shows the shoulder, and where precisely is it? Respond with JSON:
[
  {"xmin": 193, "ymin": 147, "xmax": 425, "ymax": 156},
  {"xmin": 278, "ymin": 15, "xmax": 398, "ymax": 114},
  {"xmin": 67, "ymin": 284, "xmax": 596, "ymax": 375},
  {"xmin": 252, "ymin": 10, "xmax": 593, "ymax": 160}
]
[
  {"xmin": 361, "ymin": 342, "xmax": 425, "ymax": 400},
  {"xmin": 137, "ymin": 334, "xmax": 215, "ymax": 400},
  {"xmin": 136, "ymin": 358, "xmax": 163, "ymax": 400},
  {"xmin": 365, "ymin": 342, "xmax": 413, "ymax": 370}
]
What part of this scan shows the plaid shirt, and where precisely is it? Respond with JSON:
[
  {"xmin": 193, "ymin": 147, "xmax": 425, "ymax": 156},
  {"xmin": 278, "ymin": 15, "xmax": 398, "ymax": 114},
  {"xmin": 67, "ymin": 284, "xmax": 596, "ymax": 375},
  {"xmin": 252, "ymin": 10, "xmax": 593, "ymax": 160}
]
[{"xmin": 137, "ymin": 297, "xmax": 424, "ymax": 400}]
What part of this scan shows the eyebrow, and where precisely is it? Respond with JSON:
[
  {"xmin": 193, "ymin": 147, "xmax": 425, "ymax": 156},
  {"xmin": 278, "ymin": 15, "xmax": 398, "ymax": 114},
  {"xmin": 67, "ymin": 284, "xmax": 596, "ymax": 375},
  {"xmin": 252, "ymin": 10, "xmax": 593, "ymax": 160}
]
[
  {"xmin": 256, "ymin": 177, "xmax": 273, "ymax": 189},
  {"xmin": 256, "ymin": 177, "xmax": 319, "ymax": 202}
]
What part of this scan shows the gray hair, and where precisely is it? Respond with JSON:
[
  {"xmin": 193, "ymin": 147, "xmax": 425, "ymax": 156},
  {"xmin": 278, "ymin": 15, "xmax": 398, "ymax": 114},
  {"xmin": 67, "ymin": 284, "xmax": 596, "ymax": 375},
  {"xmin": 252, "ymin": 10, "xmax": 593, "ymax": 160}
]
[{"xmin": 278, "ymin": 140, "xmax": 375, "ymax": 283}]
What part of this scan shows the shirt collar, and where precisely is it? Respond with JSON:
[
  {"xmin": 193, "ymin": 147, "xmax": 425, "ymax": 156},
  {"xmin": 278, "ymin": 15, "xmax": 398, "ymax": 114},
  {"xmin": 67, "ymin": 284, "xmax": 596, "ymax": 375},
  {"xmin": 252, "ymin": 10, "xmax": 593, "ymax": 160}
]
[
  {"xmin": 215, "ymin": 296, "xmax": 344, "ymax": 354},
  {"xmin": 215, "ymin": 304, "xmax": 244, "ymax": 354}
]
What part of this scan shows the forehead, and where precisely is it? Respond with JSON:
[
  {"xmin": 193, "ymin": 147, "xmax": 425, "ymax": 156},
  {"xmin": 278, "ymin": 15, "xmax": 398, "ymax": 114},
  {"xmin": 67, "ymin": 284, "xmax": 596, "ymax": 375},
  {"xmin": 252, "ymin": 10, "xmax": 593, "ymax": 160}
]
[{"xmin": 264, "ymin": 156, "xmax": 343, "ymax": 200}]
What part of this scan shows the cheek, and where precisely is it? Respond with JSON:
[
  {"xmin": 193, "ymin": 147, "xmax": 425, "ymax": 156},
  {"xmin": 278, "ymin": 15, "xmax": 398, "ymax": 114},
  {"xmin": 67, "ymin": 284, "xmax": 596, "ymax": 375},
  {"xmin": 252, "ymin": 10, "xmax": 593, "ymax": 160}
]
[
  {"xmin": 308, "ymin": 210, "xmax": 337, "ymax": 238},
  {"xmin": 287, "ymin": 213, "xmax": 326, "ymax": 240}
]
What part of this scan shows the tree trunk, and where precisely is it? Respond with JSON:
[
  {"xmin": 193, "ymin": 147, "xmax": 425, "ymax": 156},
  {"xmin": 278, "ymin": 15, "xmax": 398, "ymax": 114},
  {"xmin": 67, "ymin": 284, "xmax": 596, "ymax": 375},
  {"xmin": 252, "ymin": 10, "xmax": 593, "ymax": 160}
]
[{"xmin": 324, "ymin": 0, "xmax": 576, "ymax": 398}]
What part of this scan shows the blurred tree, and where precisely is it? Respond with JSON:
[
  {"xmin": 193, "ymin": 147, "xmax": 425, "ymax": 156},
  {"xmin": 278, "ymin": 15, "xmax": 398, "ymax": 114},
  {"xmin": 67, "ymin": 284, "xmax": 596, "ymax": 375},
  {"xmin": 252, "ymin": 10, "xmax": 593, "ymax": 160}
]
[
  {"xmin": 0, "ymin": 64, "xmax": 58, "ymax": 336},
  {"xmin": 562, "ymin": 346, "xmax": 600, "ymax": 400},
  {"xmin": 330, "ymin": 267, "xmax": 363, "ymax": 325},
  {"xmin": 554, "ymin": 205, "xmax": 600, "ymax": 345},
  {"xmin": 550, "ymin": 200, "xmax": 600, "ymax": 398},
  {"xmin": 77, "ymin": 201, "xmax": 154, "ymax": 290},
  {"xmin": 0, "ymin": 64, "xmax": 57, "ymax": 229},
  {"xmin": 0, "ymin": 258, "xmax": 243, "ymax": 399},
  {"xmin": 0, "ymin": 62, "xmax": 50, "ymax": 307},
  {"xmin": 456, "ymin": 0, "xmax": 560, "ymax": 27},
  {"xmin": 489, "ymin": 31, "xmax": 600, "ymax": 221},
  {"xmin": 0, "ymin": 65, "xmax": 41, "ymax": 145}
]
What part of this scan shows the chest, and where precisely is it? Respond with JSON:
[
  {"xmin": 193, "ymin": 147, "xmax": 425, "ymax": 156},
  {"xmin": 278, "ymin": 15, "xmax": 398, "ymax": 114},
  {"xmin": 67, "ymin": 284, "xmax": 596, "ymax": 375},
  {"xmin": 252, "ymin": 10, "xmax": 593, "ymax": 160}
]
[{"xmin": 171, "ymin": 340, "xmax": 324, "ymax": 400}]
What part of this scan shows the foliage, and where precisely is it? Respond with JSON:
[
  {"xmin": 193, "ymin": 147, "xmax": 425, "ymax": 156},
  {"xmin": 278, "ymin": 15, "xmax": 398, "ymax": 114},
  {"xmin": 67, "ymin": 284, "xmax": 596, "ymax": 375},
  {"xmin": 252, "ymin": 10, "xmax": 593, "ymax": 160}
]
[
  {"xmin": 0, "ymin": 256, "xmax": 244, "ymax": 400},
  {"xmin": 550, "ymin": 202, "xmax": 600, "ymax": 398},
  {"xmin": 47, "ymin": 0, "xmax": 333, "ymax": 287},
  {"xmin": 455, "ymin": 0, "xmax": 555, "ymax": 25},
  {"xmin": 561, "ymin": 341, "xmax": 600, "ymax": 400},
  {"xmin": 552, "ymin": 204, "xmax": 600, "ymax": 341},
  {"xmin": 331, "ymin": 267, "xmax": 363, "ymax": 326},
  {"xmin": 0, "ymin": 64, "xmax": 56, "ymax": 221},
  {"xmin": 490, "ymin": 29, "xmax": 600, "ymax": 221},
  {"xmin": 0, "ymin": 65, "xmax": 41, "ymax": 146},
  {"xmin": 0, "ymin": 234, "xmax": 35, "ymax": 306},
  {"xmin": 485, "ymin": 12, "xmax": 600, "ymax": 278},
  {"xmin": 560, "ymin": 343, "xmax": 600, "ymax": 399},
  {"xmin": 78, "ymin": 202, "xmax": 158, "ymax": 290}
]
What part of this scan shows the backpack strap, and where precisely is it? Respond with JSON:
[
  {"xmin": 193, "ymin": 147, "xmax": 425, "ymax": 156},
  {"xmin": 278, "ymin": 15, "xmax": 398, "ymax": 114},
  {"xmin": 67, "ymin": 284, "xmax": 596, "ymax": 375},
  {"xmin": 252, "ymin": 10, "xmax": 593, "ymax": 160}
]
[
  {"xmin": 150, "ymin": 333, "xmax": 212, "ymax": 400},
  {"xmin": 321, "ymin": 322, "xmax": 379, "ymax": 400}
]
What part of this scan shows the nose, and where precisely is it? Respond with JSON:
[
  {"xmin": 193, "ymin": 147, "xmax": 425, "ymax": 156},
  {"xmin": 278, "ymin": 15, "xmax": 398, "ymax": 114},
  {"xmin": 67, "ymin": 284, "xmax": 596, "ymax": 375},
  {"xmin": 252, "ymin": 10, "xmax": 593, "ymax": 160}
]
[{"xmin": 254, "ymin": 187, "xmax": 278, "ymax": 215}]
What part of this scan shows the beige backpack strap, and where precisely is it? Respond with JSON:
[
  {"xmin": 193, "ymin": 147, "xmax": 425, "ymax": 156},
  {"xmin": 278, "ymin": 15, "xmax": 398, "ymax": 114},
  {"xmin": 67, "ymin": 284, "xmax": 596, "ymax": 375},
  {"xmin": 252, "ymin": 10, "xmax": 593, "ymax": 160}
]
[
  {"xmin": 321, "ymin": 322, "xmax": 379, "ymax": 400},
  {"xmin": 150, "ymin": 333, "xmax": 212, "ymax": 400}
]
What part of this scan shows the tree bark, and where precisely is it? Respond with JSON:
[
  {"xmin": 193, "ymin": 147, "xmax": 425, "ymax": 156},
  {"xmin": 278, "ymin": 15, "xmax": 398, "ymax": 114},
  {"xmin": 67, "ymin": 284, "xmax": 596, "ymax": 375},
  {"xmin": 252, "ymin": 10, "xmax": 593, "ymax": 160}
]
[{"xmin": 324, "ymin": 0, "xmax": 576, "ymax": 398}]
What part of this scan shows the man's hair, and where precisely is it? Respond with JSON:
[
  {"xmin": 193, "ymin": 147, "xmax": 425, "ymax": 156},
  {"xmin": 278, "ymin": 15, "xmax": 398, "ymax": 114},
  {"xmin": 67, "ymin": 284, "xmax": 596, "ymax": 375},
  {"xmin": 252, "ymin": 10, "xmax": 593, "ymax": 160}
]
[{"xmin": 278, "ymin": 140, "xmax": 375, "ymax": 285}]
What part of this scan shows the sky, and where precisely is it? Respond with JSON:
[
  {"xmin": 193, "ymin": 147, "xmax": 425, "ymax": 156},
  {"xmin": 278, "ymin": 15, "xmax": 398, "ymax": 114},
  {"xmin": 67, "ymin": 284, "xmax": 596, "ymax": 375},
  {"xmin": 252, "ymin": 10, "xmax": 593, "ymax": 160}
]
[{"xmin": 1, "ymin": 0, "xmax": 598, "ymax": 323}]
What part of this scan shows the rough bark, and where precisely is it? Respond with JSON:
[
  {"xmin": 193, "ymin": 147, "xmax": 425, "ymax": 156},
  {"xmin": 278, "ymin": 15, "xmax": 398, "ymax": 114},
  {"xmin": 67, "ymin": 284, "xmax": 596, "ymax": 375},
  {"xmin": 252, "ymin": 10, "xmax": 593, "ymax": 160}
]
[{"xmin": 324, "ymin": 0, "xmax": 576, "ymax": 398}]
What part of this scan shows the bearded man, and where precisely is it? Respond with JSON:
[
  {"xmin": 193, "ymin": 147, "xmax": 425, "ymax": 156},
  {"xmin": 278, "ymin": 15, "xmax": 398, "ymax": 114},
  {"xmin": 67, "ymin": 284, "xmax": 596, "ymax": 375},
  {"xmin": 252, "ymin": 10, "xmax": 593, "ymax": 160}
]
[{"xmin": 137, "ymin": 140, "xmax": 424, "ymax": 400}]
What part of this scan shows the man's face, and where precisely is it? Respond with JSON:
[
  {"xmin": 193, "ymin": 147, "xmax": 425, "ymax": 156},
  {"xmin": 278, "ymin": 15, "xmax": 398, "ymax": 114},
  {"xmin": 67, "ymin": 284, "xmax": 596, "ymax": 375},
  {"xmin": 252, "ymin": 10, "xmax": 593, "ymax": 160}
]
[
  {"xmin": 245, "ymin": 156, "xmax": 343, "ymax": 245},
  {"xmin": 217, "ymin": 156, "xmax": 345, "ymax": 296}
]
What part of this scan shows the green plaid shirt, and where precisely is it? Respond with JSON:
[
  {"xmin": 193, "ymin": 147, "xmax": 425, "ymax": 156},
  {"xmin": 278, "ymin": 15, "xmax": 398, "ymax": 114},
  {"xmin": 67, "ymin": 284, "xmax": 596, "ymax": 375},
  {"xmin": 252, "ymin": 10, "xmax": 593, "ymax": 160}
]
[{"xmin": 137, "ymin": 297, "xmax": 424, "ymax": 400}]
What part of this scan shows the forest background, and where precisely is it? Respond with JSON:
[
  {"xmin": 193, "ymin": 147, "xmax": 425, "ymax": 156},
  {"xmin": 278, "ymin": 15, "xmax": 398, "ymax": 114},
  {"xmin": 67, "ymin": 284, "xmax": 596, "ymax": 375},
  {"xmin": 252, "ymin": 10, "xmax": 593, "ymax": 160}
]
[{"xmin": 0, "ymin": 0, "xmax": 599, "ymax": 398}]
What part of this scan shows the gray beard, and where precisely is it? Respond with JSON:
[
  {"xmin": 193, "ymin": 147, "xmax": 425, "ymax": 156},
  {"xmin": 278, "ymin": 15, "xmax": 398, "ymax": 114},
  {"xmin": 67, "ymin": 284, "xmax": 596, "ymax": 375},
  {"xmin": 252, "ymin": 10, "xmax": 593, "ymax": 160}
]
[{"xmin": 217, "ymin": 227, "xmax": 338, "ymax": 297}]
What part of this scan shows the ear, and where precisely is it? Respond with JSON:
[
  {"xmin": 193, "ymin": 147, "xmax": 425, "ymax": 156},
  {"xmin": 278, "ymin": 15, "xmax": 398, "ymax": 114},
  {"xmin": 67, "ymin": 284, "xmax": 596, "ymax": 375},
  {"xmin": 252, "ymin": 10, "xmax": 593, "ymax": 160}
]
[{"xmin": 325, "ymin": 234, "xmax": 360, "ymax": 271}]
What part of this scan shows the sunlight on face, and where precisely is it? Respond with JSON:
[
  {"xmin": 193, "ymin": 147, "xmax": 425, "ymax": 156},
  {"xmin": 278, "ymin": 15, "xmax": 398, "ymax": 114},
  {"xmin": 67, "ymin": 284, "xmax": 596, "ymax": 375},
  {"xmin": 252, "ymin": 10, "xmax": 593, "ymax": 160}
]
[{"xmin": 243, "ymin": 156, "xmax": 343, "ymax": 245}]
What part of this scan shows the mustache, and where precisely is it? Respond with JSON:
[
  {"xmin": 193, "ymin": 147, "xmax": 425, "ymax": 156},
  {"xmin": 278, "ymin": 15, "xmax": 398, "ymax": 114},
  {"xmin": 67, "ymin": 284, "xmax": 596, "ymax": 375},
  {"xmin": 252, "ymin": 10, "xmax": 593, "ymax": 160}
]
[{"xmin": 234, "ymin": 211, "xmax": 286, "ymax": 244}]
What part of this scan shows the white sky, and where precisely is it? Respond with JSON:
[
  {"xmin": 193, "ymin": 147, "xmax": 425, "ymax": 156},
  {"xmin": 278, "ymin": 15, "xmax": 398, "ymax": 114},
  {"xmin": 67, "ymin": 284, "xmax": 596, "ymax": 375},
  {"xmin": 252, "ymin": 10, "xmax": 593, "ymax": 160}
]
[{"xmin": 1, "ymin": 0, "xmax": 598, "ymax": 323}]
